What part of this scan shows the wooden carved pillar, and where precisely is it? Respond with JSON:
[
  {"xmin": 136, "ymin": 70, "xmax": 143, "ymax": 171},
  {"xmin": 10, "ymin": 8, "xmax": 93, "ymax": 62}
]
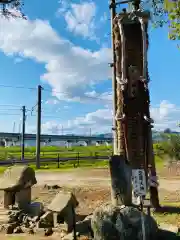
[{"xmin": 113, "ymin": 10, "xmax": 160, "ymax": 207}]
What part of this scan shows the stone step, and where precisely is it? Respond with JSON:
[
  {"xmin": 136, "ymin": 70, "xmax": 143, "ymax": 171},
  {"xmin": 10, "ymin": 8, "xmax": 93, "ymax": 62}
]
[
  {"xmin": 0, "ymin": 208, "xmax": 19, "ymax": 223},
  {"xmin": 159, "ymin": 223, "xmax": 179, "ymax": 234},
  {"xmin": 0, "ymin": 214, "xmax": 9, "ymax": 223},
  {"xmin": 0, "ymin": 208, "xmax": 10, "ymax": 214}
]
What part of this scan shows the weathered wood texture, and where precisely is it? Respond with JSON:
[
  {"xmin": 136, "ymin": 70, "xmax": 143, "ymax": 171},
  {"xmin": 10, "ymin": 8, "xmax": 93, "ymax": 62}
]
[
  {"xmin": 112, "ymin": 12, "xmax": 159, "ymax": 207},
  {"xmin": 113, "ymin": 17, "xmax": 148, "ymax": 168},
  {"xmin": 109, "ymin": 155, "xmax": 132, "ymax": 206}
]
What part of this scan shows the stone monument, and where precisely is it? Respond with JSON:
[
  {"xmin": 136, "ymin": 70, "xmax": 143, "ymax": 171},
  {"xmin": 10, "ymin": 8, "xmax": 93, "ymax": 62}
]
[{"xmin": 0, "ymin": 165, "xmax": 37, "ymax": 211}]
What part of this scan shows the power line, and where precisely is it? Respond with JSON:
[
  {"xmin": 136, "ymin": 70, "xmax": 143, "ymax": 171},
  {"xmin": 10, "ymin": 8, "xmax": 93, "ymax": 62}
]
[
  {"xmin": 0, "ymin": 104, "xmax": 63, "ymax": 117},
  {"xmin": 0, "ymin": 84, "xmax": 37, "ymax": 91},
  {"xmin": 0, "ymin": 104, "xmax": 22, "ymax": 107},
  {"xmin": 42, "ymin": 115, "xmax": 62, "ymax": 119},
  {"xmin": 0, "ymin": 108, "xmax": 33, "ymax": 112},
  {"xmin": 0, "ymin": 112, "xmax": 62, "ymax": 119},
  {"xmin": 29, "ymin": 114, "xmax": 62, "ymax": 119},
  {"xmin": 43, "ymin": 88, "xmax": 112, "ymax": 101},
  {"xmin": 0, "ymin": 113, "xmax": 21, "ymax": 116},
  {"xmin": 0, "ymin": 108, "xmax": 21, "ymax": 111},
  {"xmin": 0, "ymin": 84, "xmax": 112, "ymax": 101}
]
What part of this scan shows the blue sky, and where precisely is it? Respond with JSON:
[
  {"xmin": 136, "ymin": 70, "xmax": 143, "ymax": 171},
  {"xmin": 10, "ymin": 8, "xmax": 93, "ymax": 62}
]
[{"xmin": 0, "ymin": 0, "xmax": 179, "ymax": 134}]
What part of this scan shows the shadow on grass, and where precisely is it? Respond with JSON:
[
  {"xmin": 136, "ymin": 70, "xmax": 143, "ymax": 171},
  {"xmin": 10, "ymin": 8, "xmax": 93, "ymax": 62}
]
[
  {"xmin": 76, "ymin": 214, "xmax": 88, "ymax": 222},
  {"xmin": 155, "ymin": 205, "xmax": 180, "ymax": 214},
  {"xmin": 158, "ymin": 229, "xmax": 180, "ymax": 240}
]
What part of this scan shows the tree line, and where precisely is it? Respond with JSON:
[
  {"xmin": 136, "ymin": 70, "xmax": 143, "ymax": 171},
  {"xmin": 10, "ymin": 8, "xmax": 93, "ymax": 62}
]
[{"xmin": 154, "ymin": 133, "xmax": 180, "ymax": 161}]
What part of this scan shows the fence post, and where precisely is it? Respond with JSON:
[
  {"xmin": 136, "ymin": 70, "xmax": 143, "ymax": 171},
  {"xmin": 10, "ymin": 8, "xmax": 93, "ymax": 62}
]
[
  {"xmin": 95, "ymin": 152, "xmax": 98, "ymax": 159},
  {"xmin": 77, "ymin": 152, "xmax": 80, "ymax": 167},
  {"xmin": 57, "ymin": 154, "xmax": 60, "ymax": 168}
]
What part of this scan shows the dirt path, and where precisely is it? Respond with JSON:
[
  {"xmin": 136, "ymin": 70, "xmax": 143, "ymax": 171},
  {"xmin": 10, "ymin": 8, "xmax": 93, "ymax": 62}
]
[{"xmin": 35, "ymin": 168, "xmax": 180, "ymax": 192}]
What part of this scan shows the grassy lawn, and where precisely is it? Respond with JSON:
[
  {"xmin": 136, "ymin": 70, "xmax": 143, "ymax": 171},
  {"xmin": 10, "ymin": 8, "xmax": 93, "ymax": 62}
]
[
  {"xmin": 153, "ymin": 202, "xmax": 180, "ymax": 227},
  {"xmin": 0, "ymin": 144, "xmax": 170, "ymax": 173},
  {"xmin": 33, "ymin": 159, "xmax": 109, "ymax": 171},
  {"xmin": 0, "ymin": 151, "xmax": 164, "ymax": 173},
  {"xmin": 155, "ymin": 155, "xmax": 164, "ymax": 170},
  {"xmin": 0, "ymin": 159, "xmax": 109, "ymax": 173},
  {"xmin": 0, "ymin": 154, "xmax": 164, "ymax": 173},
  {"xmin": 0, "ymin": 145, "xmax": 112, "ymax": 160},
  {"xmin": 0, "ymin": 145, "xmax": 113, "ymax": 172}
]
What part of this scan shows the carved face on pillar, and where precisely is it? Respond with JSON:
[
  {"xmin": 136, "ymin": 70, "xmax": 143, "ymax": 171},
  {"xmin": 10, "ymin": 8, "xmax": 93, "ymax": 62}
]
[{"xmin": 127, "ymin": 65, "xmax": 141, "ymax": 98}]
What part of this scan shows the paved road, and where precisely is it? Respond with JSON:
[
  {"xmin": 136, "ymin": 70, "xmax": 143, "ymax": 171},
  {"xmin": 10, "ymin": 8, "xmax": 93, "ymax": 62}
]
[{"xmin": 35, "ymin": 169, "xmax": 180, "ymax": 192}]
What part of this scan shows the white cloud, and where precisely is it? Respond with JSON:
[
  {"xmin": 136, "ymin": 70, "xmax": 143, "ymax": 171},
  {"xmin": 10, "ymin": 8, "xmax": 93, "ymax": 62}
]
[
  {"xmin": 151, "ymin": 100, "xmax": 180, "ymax": 131},
  {"xmin": 14, "ymin": 57, "xmax": 23, "ymax": 64},
  {"xmin": 63, "ymin": 105, "xmax": 71, "ymax": 109},
  {"xmin": 56, "ymin": 1, "xmax": 107, "ymax": 43},
  {"xmin": 41, "ymin": 108, "xmax": 113, "ymax": 135},
  {"xmin": 85, "ymin": 90, "xmax": 112, "ymax": 101},
  {"xmin": 0, "ymin": 17, "xmax": 111, "ymax": 102},
  {"xmin": 38, "ymin": 100, "xmax": 180, "ymax": 135},
  {"xmin": 56, "ymin": 0, "xmax": 70, "ymax": 15},
  {"xmin": 99, "ymin": 12, "xmax": 108, "ymax": 23},
  {"xmin": 42, "ymin": 121, "xmax": 60, "ymax": 134},
  {"xmin": 58, "ymin": 1, "xmax": 97, "ymax": 39},
  {"xmin": 45, "ymin": 99, "xmax": 59, "ymax": 105}
]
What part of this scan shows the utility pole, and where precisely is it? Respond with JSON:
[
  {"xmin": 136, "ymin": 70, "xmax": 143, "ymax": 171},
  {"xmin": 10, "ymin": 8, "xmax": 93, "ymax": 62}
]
[
  {"xmin": 13, "ymin": 122, "xmax": 16, "ymax": 133},
  {"xmin": 18, "ymin": 123, "xmax": 21, "ymax": 134},
  {"xmin": 110, "ymin": 0, "xmax": 118, "ymax": 155},
  {"xmin": 36, "ymin": 85, "xmax": 42, "ymax": 169},
  {"xmin": 21, "ymin": 106, "xmax": 26, "ymax": 161}
]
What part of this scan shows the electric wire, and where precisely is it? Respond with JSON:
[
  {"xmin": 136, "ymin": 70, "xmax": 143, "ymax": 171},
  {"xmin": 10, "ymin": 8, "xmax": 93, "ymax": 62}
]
[
  {"xmin": 42, "ymin": 88, "xmax": 112, "ymax": 101},
  {"xmin": 0, "ymin": 84, "xmax": 112, "ymax": 101},
  {"xmin": 0, "ymin": 84, "xmax": 37, "ymax": 90}
]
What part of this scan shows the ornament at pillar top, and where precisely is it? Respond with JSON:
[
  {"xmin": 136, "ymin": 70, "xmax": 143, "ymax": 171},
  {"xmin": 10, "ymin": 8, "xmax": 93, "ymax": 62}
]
[
  {"xmin": 0, "ymin": 0, "xmax": 26, "ymax": 19},
  {"xmin": 116, "ymin": 9, "xmax": 150, "ymax": 24}
]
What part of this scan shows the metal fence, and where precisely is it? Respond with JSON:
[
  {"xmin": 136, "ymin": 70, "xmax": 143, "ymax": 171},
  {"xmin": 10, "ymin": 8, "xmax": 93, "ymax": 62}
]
[{"xmin": 0, "ymin": 151, "xmax": 112, "ymax": 168}]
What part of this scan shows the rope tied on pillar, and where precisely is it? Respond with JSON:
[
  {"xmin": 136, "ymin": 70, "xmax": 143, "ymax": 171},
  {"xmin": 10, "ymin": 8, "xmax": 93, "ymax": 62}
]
[
  {"xmin": 138, "ymin": 16, "xmax": 148, "ymax": 85},
  {"xmin": 117, "ymin": 16, "xmax": 128, "ymax": 89}
]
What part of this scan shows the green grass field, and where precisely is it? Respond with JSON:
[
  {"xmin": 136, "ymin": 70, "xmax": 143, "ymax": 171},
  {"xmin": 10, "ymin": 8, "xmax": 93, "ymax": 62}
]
[
  {"xmin": 0, "ymin": 145, "xmax": 112, "ymax": 172},
  {"xmin": 0, "ymin": 144, "xmax": 166, "ymax": 172},
  {"xmin": 0, "ymin": 145, "xmax": 112, "ymax": 160}
]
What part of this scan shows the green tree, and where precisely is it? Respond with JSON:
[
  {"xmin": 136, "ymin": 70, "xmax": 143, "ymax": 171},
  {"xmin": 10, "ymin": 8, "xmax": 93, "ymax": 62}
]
[
  {"xmin": 141, "ymin": 0, "xmax": 180, "ymax": 41},
  {"xmin": 164, "ymin": 128, "xmax": 172, "ymax": 133},
  {"xmin": 164, "ymin": 0, "xmax": 180, "ymax": 41},
  {"xmin": 162, "ymin": 134, "xmax": 180, "ymax": 160}
]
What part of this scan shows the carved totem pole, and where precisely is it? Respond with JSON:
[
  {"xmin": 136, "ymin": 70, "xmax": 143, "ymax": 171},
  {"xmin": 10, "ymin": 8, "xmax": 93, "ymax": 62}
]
[{"xmin": 109, "ymin": 0, "xmax": 160, "ymax": 208}]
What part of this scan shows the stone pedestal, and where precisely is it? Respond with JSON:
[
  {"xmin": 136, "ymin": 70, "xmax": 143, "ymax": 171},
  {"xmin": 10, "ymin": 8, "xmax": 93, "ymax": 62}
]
[
  {"xmin": 0, "ymin": 208, "xmax": 11, "ymax": 223},
  {"xmin": 0, "ymin": 166, "xmax": 37, "ymax": 211},
  {"xmin": 109, "ymin": 155, "xmax": 132, "ymax": 206},
  {"xmin": 4, "ymin": 191, "xmax": 15, "ymax": 209},
  {"xmin": 15, "ymin": 187, "xmax": 31, "ymax": 210}
]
